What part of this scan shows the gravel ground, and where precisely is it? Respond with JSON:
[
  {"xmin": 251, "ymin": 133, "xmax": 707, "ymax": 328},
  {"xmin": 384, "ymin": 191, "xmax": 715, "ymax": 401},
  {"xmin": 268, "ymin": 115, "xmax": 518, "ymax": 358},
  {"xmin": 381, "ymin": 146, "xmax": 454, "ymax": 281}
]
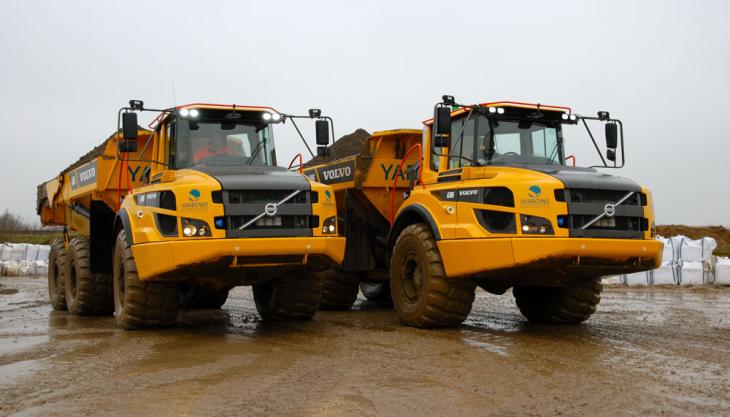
[{"xmin": 0, "ymin": 276, "xmax": 728, "ymax": 417}]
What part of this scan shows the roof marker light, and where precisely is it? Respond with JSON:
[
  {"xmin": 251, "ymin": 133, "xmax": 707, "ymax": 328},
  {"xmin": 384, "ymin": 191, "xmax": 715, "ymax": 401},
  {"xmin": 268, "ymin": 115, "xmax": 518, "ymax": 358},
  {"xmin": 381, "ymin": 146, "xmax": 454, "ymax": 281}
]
[
  {"xmin": 497, "ymin": 107, "xmax": 505, "ymax": 114},
  {"xmin": 569, "ymin": 114, "xmax": 577, "ymax": 121},
  {"xmin": 262, "ymin": 112, "xmax": 273, "ymax": 121},
  {"xmin": 489, "ymin": 107, "xmax": 497, "ymax": 114},
  {"xmin": 179, "ymin": 108, "xmax": 190, "ymax": 117},
  {"xmin": 271, "ymin": 112, "xmax": 282, "ymax": 122},
  {"xmin": 189, "ymin": 109, "xmax": 199, "ymax": 117},
  {"xmin": 561, "ymin": 113, "xmax": 569, "ymax": 120}
]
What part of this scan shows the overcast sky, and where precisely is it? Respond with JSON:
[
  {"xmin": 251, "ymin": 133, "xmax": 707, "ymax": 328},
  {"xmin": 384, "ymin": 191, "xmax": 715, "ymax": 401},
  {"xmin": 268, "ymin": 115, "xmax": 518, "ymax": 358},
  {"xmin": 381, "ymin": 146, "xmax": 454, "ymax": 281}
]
[{"xmin": 1, "ymin": 0, "xmax": 728, "ymax": 226}]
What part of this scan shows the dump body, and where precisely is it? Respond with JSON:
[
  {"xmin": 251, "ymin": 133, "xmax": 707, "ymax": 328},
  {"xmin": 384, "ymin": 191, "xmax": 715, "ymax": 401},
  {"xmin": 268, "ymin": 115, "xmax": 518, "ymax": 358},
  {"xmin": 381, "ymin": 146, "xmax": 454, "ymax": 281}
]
[{"xmin": 304, "ymin": 127, "xmax": 662, "ymax": 286}]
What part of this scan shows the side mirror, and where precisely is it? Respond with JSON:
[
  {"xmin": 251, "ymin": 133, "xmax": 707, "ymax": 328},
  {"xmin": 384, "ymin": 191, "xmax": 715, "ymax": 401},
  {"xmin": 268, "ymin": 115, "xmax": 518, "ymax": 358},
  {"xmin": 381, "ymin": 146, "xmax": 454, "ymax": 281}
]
[
  {"xmin": 122, "ymin": 112, "xmax": 138, "ymax": 140},
  {"xmin": 432, "ymin": 106, "xmax": 451, "ymax": 148},
  {"xmin": 316, "ymin": 146, "xmax": 330, "ymax": 157},
  {"xmin": 605, "ymin": 123, "xmax": 618, "ymax": 149},
  {"xmin": 315, "ymin": 120, "xmax": 330, "ymax": 146},
  {"xmin": 606, "ymin": 148, "xmax": 616, "ymax": 162}
]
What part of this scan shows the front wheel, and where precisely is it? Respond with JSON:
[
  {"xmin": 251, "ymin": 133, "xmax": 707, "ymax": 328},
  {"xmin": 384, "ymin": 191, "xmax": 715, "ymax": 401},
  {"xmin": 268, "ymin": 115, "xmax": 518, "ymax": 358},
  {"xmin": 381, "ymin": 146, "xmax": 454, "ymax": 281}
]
[
  {"xmin": 113, "ymin": 231, "xmax": 180, "ymax": 329},
  {"xmin": 390, "ymin": 223, "xmax": 475, "ymax": 328},
  {"xmin": 253, "ymin": 273, "xmax": 323, "ymax": 321},
  {"xmin": 513, "ymin": 279, "xmax": 603, "ymax": 324}
]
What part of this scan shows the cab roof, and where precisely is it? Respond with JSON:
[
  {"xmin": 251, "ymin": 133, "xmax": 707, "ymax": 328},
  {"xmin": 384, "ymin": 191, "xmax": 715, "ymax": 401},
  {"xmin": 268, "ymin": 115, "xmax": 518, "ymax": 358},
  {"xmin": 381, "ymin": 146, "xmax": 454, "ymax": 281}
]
[{"xmin": 422, "ymin": 101, "xmax": 572, "ymax": 126}]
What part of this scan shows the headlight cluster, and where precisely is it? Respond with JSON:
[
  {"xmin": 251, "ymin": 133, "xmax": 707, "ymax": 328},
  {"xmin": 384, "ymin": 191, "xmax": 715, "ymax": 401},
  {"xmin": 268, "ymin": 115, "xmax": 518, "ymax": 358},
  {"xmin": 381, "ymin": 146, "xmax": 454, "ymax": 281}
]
[
  {"xmin": 321, "ymin": 216, "xmax": 337, "ymax": 235},
  {"xmin": 262, "ymin": 111, "xmax": 283, "ymax": 123},
  {"xmin": 182, "ymin": 218, "xmax": 211, "ymax": 237},
  {"xmin": 520, "ymin": 215, "xmax": 554, "ymax": 235}
]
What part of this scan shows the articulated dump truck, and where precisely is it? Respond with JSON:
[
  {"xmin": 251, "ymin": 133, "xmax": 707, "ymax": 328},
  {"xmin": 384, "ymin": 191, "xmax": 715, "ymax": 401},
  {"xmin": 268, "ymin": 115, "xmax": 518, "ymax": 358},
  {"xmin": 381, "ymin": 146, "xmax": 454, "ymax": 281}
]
[
  {"xmin": 305, "ymin": 96, "xmax": 663, "ymax": 328},
  {"xmin": 37, "ymin": 100, "xmax": 345, "ymax": 329}
]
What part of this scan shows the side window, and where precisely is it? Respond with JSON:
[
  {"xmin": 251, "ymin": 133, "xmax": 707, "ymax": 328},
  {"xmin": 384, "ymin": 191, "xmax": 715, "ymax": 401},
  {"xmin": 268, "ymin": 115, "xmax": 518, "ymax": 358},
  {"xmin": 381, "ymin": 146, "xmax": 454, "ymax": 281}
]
[
  {"xmin": 448, "ymin": 115, "xmax": 475, "ymax": 169},
  {"xmin": 167, "ymin": 121, "xmax": 176, "ymax": 168}
]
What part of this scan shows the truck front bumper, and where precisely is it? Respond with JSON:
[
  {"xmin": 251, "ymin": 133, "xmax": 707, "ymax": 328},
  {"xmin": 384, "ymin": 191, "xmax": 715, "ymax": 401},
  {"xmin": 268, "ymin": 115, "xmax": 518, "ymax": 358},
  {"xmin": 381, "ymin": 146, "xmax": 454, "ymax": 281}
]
[
  {"xmin": 437, "ymin": 237, "xmax": 663, "ymax": 280},
  {"xmin": 131, "ymin": 236, "xmax": 346, "ymax": 281}
]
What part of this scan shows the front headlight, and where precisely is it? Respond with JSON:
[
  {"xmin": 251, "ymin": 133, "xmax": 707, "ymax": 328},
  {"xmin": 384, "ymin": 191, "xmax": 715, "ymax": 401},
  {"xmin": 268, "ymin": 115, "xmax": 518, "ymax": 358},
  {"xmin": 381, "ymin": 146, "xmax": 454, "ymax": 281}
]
[
  {"xmin": 182, "ymin": 218, "xmax": 211, "ymax": 237},
  {"xmin": 520, "ymin": 215, "xmax": 554, "ymax": 235},
  {"xmin": 321, "ymin": 216, "xmax": 337, "ymax": 234}
]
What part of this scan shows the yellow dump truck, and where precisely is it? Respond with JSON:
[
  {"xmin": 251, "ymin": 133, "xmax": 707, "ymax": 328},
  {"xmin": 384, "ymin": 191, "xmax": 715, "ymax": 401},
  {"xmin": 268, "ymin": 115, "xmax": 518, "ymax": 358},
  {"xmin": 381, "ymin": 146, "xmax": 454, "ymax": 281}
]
[
  {"xmin": 37, "ymin": 100, "xmax": 345, "ymax": 329},
  {"xmin": 304, "ymin": 96, "xmax": 662, "ymax": 327}
]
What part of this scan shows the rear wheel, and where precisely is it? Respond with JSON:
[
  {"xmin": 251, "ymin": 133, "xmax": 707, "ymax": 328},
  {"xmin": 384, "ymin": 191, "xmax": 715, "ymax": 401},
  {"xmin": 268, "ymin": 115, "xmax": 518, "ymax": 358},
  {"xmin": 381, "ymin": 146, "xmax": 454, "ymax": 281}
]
[
  {"xmin": 48, "ymin": 238, "xmax": 67, "ymax": 311},
  {"xmin": 513, "ymin": 279, "xmax": 603, "ymax": 324},
  {"xmin": 390, "ymin": 223, "xmax": 476, "ymax": 328},
  {"xmin": 319, "ymin": 270, "xmax": 359, "ymax": 311},
  {"xmin": 63, "ymin": 236, "xmax": 113, "ymax": 316},
  {"xmin": 113, "ymin": 231, "xmax": 180, "ymax": 329},
  {"xmin": 253, "ymin": 273, "xmax": 323, "ymax": 321}
]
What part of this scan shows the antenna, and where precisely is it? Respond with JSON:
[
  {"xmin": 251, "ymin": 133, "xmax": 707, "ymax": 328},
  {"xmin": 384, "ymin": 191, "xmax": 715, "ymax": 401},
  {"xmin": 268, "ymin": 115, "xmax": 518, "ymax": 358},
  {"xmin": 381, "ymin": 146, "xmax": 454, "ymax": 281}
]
[{"xmin": 171, "ymin": 81, "xmax": 177, "ymax": 108}]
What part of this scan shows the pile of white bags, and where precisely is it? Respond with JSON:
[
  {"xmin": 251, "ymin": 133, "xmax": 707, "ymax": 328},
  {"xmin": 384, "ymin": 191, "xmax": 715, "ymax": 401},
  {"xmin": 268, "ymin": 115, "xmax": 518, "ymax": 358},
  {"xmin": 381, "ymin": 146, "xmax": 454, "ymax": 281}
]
[
  {"xmin": 609, "ymin": 235, "xmax": 725, "ymax": 286},
  {"xmin": 0, "ymin": 243, "xmax": 50, "ymax": 277}
]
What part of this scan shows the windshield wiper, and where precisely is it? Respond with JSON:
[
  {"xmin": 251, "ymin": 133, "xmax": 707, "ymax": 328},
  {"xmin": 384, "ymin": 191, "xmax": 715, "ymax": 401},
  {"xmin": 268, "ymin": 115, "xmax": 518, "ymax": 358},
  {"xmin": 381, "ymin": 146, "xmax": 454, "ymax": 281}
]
[{"xmin": 246, "ymin": 139, "xmax": 266, "ymax": 166}]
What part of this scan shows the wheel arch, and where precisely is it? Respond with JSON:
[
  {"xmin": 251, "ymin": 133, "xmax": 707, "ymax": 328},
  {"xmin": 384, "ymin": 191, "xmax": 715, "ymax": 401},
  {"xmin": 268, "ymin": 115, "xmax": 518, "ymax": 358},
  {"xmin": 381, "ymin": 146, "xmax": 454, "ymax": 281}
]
[
  {"xmin": 385, "ymin": 204, "xmax": 441, "ymax": 264},
  {"xmin": 113, "ymin": 209, "xmax": 133, "ymax": 247}
]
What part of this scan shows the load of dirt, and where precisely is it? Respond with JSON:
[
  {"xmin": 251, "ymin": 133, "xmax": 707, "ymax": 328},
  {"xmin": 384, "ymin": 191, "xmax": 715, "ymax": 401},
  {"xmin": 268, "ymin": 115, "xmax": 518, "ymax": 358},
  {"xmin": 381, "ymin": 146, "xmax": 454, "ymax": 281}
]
[
  {"xmin": 657, "ymin": 225, "xmax": 730, "ymax": 257},
  {"xmin": 306, "ymin": 128, "xmax": 370, "ymax": 165}
]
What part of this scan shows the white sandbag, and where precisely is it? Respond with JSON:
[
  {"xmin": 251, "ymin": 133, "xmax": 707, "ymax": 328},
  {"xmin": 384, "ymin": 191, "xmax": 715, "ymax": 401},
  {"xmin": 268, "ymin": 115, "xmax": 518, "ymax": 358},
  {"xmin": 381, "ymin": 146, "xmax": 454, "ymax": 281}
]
[
  {"xmin": 714, "ymin": 257, "xmax": 730, "ymax": 285},
  {"xmin": 24, "ymin": 244, "xmax": 40, "ymax": 261},
  {"xmin": 656, "ymin": 235, "xmax": 678, "ymax": 266},
  {"xmin": 651, "ymin": 265, "xmax": 679, "ymax": 285},
  {"xmin": 37, "ymin": 245, "xmax": 51, "ymax": 261},
  {"xmin": 6, "ymin": 244, "xmax": 29, "ymax": 262},
  {"xmin": 18, "ymin": 260, "xmax": 33, "ymax": 276},
  {"xmin": 32, "ymin": 260, "xmax": 48, "ymax": 277},
  {"xmin": 2, "ymin": 261, "xmax": 21, "ymax": 276},
  {"xmin": 625, "ymin": 271, "xmax": 650, "ymax": 286},
  {"xmin": 679, "ymin": 237, "xmax": 717, "ymax": 263},
  {"xmin": 602, "ymin": 275, "xmax": 624, "ymax": 285},
  {"xmin": 679, "ymin": 261, "xmax": 711, "ymax": 285}
]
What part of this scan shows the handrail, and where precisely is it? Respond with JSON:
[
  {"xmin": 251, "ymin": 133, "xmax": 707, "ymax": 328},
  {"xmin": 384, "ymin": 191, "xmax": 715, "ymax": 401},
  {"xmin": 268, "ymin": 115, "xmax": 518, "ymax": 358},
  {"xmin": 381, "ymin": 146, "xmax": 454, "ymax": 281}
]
[
  {"xmin": 565, "ymin": 155, "xmax": 576, "ymax": 167},
  {"xmin": 389, "ymin": 143, "xmax": 424, "ymax": 226},
  {"xmin": 288, "ymin": 153, "xmax": 303, "ymax": 174}
]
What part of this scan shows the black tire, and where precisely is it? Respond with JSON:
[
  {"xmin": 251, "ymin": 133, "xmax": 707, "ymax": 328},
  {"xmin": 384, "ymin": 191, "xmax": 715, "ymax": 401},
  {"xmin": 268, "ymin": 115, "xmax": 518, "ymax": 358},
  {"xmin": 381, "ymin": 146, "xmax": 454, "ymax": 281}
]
[
  {"xmin": 48, "ymin": 238, "xmax": 67, "ymax": 311},
  {"xmin": 113, "ymin": 231, "xmax": 180, "ymax": 329},
  {"xmin": 187, "ymin": 286, "xmax": 229, "ymax": 309},
  {"xmin": 63, "ymin": 236, "xmax": 113, "ymax": 316},
  {"xmin": 359, "ymin": 282, "xmax": 392, "ymax": 304},
  {"xmin": 253, "ymin": 273, "xmax": 323, "ymax": 321},
  {"xmin": 319, "ymin": 270, "xmax": 359, "ymax": 311},
  {"xmin": 513, "ymin": 279, "xmax": 603, "ymax": 324},
  {"xmin": 390, "ymin": 223, "xmax": 476, "ymax": 328}
]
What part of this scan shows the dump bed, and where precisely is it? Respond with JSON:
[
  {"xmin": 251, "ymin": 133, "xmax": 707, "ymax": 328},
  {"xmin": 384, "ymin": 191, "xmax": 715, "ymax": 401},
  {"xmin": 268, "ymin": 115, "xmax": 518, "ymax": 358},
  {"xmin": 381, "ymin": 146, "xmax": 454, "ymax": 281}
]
[
  {"xmin": 303, "ymin": 129, "xmax": 422, "ymax": 221},
  {"xmin": 37, "ymin": 128, "xmax": 153, "ymax": 232}
]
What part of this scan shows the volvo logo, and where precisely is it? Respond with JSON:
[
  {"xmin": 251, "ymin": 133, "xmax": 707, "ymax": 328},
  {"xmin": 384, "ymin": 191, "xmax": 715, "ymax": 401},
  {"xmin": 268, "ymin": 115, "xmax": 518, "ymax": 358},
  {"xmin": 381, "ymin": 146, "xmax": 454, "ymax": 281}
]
[
  {"xmin": 603, "ymin": 203, "xmax": 616, "ymax": 217},
  {"xmin": 264, "ymin": 203, "xmax": 278, "ymax": 217}
]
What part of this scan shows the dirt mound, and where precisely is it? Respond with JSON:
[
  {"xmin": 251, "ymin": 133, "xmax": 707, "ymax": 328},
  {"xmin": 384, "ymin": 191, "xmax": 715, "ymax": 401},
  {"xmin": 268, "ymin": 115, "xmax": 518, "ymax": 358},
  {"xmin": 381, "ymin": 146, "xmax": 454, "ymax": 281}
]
[
  {"xmin": 306, "ymin": 129, "xmax": 370, "ymax": 165},
  {"xmin": 657, "ymin": 225, "xmax": 730, "ymax": 256}
]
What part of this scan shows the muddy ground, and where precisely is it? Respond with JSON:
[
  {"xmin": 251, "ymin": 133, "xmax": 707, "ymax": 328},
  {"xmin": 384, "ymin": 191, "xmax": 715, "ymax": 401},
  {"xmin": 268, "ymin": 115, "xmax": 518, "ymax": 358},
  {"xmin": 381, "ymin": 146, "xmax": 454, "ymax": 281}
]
[{"xmin": 0, "ymin": 277, "xmax": 728, "ymax": 417}]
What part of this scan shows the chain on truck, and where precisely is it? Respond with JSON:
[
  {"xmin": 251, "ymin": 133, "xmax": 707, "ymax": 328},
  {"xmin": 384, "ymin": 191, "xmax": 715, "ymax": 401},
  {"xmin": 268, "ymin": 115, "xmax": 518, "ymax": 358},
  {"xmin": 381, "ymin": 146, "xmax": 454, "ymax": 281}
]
[
  {"xmin": 305, "ymin": 95, "xmax": 663, "ymax": 327},
  {"xmin": 37, "ymin": 100, "xmax": 345, "ymax": 329}
]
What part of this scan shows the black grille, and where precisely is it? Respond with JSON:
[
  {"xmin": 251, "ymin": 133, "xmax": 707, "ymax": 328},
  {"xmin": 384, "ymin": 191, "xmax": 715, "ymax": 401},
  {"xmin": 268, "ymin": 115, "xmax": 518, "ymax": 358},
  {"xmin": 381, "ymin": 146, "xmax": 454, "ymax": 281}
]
[
  {"xmin": 220, "ymin": 189, "xmax": 313, "ymax": 238},
  {"xmin": 227, "ymin": 190, "xmax": 310, "ymax": 205},
  {"xmin": 563, "ymin": 188, "xmax": 646, "ymax": 239}
]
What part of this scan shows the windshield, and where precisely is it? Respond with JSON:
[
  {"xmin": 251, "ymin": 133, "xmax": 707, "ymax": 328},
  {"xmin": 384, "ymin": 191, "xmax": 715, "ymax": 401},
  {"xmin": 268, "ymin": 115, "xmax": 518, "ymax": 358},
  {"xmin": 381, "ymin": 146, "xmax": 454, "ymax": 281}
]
[
  {"xmin": 172, "ymin": 118, "xmax": 277, "ymax": 168},
  {"xmin": 448, "ymin": 114, "xmax": 563, "ymax": 168}
]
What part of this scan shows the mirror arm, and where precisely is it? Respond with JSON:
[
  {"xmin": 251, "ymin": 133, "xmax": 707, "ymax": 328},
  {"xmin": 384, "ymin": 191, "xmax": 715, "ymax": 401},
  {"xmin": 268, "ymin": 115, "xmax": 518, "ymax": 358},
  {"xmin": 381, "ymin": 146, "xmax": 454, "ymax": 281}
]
[
  {"xmin": 581, "ymin": 117, "xmax": 609, "ymax": 167},
  {"xmin": 286, "ymin": 116, "xmax": 316, "ymax": 159}
]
